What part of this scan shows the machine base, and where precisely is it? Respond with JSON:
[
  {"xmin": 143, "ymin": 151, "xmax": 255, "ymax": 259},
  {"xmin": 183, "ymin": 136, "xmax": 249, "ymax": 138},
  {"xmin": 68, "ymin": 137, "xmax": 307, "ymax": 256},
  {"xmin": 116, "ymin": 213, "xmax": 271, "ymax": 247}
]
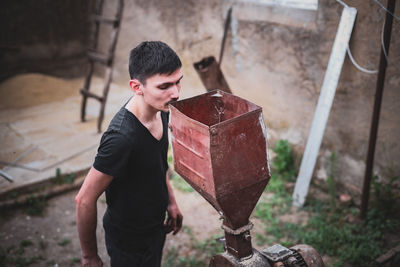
[{"xmin": 209, "ymin": 249, "xmax": 271, "ymax": 267}]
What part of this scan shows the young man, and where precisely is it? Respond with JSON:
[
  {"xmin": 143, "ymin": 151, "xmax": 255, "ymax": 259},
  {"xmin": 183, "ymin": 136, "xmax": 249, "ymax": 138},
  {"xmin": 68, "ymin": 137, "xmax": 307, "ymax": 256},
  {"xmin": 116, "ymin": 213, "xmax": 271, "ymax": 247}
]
[{"xmin": 75, "ymin": 41, "xmax": 183, "ymax": 267}]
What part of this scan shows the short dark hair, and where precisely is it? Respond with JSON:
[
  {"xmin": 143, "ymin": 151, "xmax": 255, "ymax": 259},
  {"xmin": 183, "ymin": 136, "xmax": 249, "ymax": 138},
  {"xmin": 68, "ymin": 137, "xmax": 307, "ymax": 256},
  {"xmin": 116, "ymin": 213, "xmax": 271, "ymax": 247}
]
[{"xmin": 129, "ymin": 41, "xmax": 182, "ymax": 84}]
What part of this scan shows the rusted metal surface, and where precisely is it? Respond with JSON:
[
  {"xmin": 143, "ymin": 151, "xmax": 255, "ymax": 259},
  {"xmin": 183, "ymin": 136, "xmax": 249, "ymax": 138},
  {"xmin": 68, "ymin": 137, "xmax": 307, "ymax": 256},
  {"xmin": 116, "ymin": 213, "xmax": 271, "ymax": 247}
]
[
  {"xmin": 209, "ymin": 250, "xmax": 271, "ymax": 267},
  {"xmin": 170, "ymin": 91, "xmax": 326, "ymax": 266},
  {"xmin": 261, "ymin": 244, "xmax": 308, "ymax": 267},
  {"xmin": 224, "ymin": 230, "xmax": 253, "ymax": 259},
  {"xmin": 170, "ymin": 90, "xmax": 270, "ymax": 261},
  {"xmin": 193, "ymin": 56, "xmax": 232, "ymax": 93},
  {"xmin": 194, "ymin": 6, "xmax": 232, "ymax": 95},
  {"xmin": 290, "ymin": 244, "xmax": 325, "ymax": 267}
]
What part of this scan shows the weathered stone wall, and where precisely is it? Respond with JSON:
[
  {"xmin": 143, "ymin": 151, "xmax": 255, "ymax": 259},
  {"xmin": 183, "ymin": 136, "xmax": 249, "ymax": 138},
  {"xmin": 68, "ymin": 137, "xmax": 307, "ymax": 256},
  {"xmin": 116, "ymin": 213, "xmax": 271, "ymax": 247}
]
[
  {"xmin": 0, "ymin": 0, "xmax": 91, "ymax": 80},
  {"xmin": 104, "ymin": 0, "xmax": 399, "ymax": 199}
]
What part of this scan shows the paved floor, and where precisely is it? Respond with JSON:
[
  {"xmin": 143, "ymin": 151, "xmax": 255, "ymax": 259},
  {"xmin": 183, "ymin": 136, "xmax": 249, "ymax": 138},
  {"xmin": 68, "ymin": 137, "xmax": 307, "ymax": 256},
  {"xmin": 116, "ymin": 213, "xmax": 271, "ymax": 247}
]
[{"xmin": 0, "ymin": 75, "xmax": 132, "ymax": 197}]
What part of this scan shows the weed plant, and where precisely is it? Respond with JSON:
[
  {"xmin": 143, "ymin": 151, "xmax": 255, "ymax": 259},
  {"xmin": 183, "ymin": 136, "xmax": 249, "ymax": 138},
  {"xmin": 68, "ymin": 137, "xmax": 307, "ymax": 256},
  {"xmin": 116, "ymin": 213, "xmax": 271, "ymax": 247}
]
[
  {"xmin": 57, "ymin": 239, "xmax": 71, "ymax": 247},
  {"xmin": 54, "ymin": 168, "xmax": 75, "ymax": 185},
  {"xmin": 271, "ymin": 140, "xmax": 296, "ymax": 182},
  {"xmin": 371, "ymin": 169, "xmax": 399, "ymax": 217},
  {"xmin": 25, "ymin": 195, "xmax": 47, "ymax": 216}
]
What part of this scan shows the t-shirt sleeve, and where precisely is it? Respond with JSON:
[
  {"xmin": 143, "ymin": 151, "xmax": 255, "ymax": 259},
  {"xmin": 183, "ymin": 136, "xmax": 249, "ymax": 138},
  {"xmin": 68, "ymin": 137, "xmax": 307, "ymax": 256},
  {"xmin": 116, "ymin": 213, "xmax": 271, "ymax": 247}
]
[{"xmin": 93, "ymin": 132, "xmax": 131, "ymax": 178}]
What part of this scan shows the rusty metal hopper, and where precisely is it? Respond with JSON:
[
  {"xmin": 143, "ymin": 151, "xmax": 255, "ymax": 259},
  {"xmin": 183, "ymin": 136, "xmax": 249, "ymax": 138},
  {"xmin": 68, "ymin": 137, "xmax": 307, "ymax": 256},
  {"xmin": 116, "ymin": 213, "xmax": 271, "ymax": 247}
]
[{"xmin": 169, "ymin": 90, "xmax": 271, "ymax": 232}]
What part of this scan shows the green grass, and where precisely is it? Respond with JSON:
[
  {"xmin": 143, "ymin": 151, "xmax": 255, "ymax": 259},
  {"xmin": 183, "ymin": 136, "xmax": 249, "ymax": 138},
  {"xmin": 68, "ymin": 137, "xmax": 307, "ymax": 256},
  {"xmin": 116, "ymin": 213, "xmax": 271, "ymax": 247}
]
[
  {"xmin": 254, "ymin": 140, "xmax": 400, "ymax": 267},
  {"xmin": 171, "ymin": 173, "xmax": 194, "ymax": 193},
  {"xmin": 1, "ymin": 240, "xmax": 46, "ymax": 267},
  {"xmin": 163, "ymin": 226, "xmax": 224, "ymax": 267},
  {"xmin": 164, "ymin": 139, "xmax": 399, "ymax": 266},
  {"xmin": 163, "ymin": 246, "xmax": 205, "ymax": 267},
  {"xmin": 289, "ymin": 201, "xmax": 398, "ymax": 267}
]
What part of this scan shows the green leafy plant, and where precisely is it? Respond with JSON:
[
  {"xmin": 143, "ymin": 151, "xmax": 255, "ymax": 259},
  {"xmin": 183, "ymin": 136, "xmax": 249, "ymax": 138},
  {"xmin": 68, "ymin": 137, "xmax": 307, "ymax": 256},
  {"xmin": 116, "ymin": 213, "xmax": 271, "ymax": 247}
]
[
  {"xmin": 265, "ymin": 174, "xmax": 287, "ymax": 196},
  {"xmin": 271, "ymin": 140, "xmax": 296, "ymax": 181},
  {"xmin": 54, "ymin": 168, "xmax": 75, "ymax": 185},
  {"xmin": 25, "ymin": 195, "xmax": 47, "ymax": 216},
  {"xmin": 327, "ymin": 152, "xmax": 337, "ymax": 212},
  {"xmin": 57, "ymin": 239, "xmax": 71, "ymax": 247},
  {"xmin": 254, "ymin": 140, "xmax": 400, "ymax": 266},
  {"xmin": 371, "ymin": 171, "xmax": 400, "ymax": 216},
  {"xmin": 19, "ymin": 240, "xmax": 33, "ymax": 249},
  {"xmin": 265, "ymin": 139, "xmax": 297, "ymax": 198},
  {"xmin": 70, "ymin": 257, "xmax": 81, "ymax": 265}
]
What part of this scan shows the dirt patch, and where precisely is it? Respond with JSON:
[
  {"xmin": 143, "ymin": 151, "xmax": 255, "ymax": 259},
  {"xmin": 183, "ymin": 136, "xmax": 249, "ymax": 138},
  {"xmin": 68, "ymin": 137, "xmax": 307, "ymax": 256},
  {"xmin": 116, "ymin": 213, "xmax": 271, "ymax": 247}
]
[
  {"xmin": 279, "ymin": 206, "xmax": 310, "ymax": 226},
  {"xmin": 0, "ymin": 189, "xmax": 108, "ymax": 267},
  {"xmin": 0, "ymin": 186, "xmax": 225, "ymax": 266},
  {"xmin": 172, "ymin": 190, "xmax": 221, "ymax": 240}
]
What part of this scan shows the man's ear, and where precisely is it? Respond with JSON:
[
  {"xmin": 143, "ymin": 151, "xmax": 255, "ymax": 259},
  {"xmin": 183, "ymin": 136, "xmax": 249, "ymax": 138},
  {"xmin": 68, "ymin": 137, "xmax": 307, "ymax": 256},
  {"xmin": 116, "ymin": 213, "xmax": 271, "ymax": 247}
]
[{"xmin": 129, "ymin": 79, "xmax": 143, "ymax": 95}]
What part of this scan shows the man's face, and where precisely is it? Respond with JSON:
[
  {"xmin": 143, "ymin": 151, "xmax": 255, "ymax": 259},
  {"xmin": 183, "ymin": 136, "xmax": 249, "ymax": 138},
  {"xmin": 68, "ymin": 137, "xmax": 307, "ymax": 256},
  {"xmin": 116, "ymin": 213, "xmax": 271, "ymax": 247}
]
[{"xmin": 141, "ymin": 68, "xmax": 183, "ymax": 112}]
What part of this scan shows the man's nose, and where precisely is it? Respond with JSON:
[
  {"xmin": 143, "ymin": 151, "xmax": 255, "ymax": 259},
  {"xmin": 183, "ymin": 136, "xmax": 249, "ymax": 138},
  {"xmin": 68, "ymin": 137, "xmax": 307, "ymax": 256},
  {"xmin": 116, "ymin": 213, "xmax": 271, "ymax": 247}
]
[{"xmin": 170, "ymin": 85, "xmax": 180, "ymax": 99}]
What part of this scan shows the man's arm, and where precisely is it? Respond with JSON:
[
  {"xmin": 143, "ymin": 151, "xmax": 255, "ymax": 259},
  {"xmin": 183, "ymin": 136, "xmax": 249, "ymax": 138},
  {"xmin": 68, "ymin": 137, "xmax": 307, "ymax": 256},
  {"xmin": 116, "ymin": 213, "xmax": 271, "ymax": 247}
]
[
  {"xmin": 164, "ymin": 170, "xmax": 183, "ymax": 235},
  {"xmin": 75, "ymin": 167, "xmax": 113, "ymax": 267}
]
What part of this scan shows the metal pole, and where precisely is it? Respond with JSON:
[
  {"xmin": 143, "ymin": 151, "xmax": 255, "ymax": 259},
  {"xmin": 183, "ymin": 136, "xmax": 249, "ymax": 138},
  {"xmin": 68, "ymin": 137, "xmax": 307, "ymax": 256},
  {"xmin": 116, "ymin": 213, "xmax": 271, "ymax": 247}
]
[
  {"xmin": 360, "ymin": 0, "xmax": 396, "ymax": 219},
  {"xmin": 219, "ymin": 6, "xmax": 232, "ymax": 65}
]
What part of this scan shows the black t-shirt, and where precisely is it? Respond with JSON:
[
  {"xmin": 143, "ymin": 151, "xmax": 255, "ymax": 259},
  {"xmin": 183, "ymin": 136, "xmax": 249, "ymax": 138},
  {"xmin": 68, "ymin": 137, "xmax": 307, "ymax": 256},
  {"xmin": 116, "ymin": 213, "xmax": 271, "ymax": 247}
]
[{"xmin": 93, "ymin": 106, "xmax": 169, "ymax": 237}]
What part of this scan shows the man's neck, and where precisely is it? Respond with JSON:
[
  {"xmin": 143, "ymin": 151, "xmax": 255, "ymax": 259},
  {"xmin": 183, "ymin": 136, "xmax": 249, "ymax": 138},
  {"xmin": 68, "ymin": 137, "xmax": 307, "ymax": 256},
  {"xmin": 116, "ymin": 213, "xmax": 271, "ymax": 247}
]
[{"xmin": 125, "ymin": 96, "xmax": 159, "ymax": 124}]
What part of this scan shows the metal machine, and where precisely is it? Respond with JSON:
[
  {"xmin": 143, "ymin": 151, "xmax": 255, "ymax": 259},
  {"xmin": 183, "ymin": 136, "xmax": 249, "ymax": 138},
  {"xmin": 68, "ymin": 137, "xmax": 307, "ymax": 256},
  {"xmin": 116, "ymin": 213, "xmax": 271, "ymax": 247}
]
[{"xmin": 169, "ymin": 90, "xmax": 324, "ymax": 267}]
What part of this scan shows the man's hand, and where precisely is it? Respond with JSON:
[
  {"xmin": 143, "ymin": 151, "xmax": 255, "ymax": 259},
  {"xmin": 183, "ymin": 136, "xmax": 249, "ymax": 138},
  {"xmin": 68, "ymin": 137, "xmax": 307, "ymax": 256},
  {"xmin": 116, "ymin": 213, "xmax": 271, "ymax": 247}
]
[
  {"xmin": 164, "ymin": 203, "xmax": 183, "ymax": 235},
  {"xmin": 81, "ymin": 254, "xmax": 103, "ymax": 267}
]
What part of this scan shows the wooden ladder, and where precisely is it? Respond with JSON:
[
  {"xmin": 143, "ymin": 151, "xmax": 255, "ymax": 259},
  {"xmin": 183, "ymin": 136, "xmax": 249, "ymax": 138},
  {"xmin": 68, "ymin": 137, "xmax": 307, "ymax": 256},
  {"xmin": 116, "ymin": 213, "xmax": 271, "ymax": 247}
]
[{"xmin": 80, "ymin": 0, "xmax": 124, "ymax": 133}]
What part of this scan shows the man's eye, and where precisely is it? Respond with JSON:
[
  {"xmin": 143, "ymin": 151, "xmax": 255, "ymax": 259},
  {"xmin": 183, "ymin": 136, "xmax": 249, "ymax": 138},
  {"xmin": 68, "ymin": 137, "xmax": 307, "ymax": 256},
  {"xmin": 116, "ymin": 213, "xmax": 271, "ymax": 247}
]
[{"xmin": 159, "ymin": 85, "xmax": 169, "ymax": 90}]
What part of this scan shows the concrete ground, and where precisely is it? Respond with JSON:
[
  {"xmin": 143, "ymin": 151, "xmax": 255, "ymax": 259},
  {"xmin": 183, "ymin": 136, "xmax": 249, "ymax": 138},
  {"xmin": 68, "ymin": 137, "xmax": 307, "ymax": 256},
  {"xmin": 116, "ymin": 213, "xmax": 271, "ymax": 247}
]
[{"xmin": 0, "ymin": 74, "xmax": 131, "ymax": 198}]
